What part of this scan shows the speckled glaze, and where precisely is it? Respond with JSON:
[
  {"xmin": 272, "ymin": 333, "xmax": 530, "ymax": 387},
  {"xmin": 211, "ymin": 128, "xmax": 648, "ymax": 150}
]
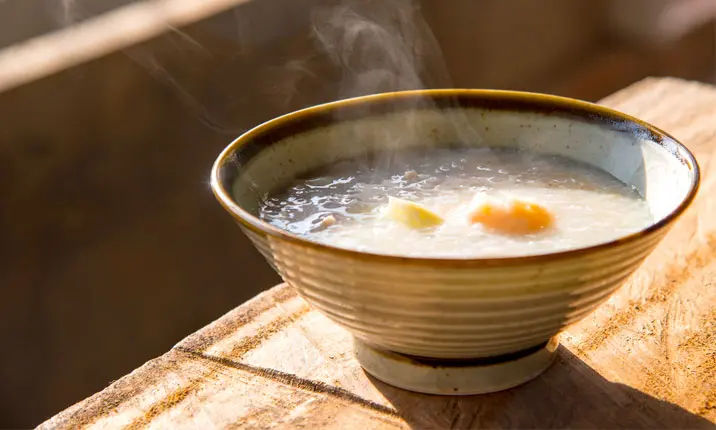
[{"xmin": 211, "ymin": 90, "xmax": 699, "ymax": 360}]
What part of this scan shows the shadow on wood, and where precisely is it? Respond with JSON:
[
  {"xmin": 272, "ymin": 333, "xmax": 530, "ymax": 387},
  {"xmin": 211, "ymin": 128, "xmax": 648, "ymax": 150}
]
[{"xmin": 370, "ymin": 346, "xmax": 713, "ymax": 429}]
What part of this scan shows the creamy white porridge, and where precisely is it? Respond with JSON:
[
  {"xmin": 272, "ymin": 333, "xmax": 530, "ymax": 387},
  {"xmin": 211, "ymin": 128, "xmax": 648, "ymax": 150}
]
[{"xmin": 258, "ymin": 147, "xmax": 652, "ymax": 258}]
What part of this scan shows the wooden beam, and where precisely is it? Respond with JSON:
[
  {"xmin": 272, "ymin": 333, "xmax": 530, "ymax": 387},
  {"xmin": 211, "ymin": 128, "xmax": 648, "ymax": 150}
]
[{"xmin": 0, "ymin": 0, "xmax": 251, "ymax": 94}]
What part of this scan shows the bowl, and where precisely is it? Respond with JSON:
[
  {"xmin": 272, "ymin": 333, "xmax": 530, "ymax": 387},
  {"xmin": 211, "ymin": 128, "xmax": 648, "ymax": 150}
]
[{"xmin": 210, "ymin": 90, "xmax": 699, "ymax": 394}]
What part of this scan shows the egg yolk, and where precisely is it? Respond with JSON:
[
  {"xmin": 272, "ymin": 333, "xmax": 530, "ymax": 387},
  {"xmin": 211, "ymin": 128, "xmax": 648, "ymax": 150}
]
[{"xmin": 468, "ymin": 198, "xmax": 554, "ymax": 235}]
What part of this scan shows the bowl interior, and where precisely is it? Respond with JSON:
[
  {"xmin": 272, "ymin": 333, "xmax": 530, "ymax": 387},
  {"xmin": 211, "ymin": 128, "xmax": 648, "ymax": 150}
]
[{"xmin": 215, "ymin": 91, "xmax": 697, "ymax": 242}]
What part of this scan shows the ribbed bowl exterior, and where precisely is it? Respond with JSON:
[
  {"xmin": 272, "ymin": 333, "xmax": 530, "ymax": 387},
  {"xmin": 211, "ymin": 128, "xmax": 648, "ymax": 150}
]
[
  {"xmin": 242, "ymin": 224, "xmax": 667, "ymax": 359},
  {"xmin": 211, "ymin": 90, "xmax": 699, "ymax": 361}
]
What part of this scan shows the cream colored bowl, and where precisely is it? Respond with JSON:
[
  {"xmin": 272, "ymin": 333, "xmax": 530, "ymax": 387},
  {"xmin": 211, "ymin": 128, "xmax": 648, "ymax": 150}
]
[{"xmin": 211, "ymin": 90, "xmax": 699, "ymax": 361}]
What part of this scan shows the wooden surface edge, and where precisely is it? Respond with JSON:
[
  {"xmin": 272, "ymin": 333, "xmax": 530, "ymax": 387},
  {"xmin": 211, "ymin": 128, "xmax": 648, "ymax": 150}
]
[{"xmin": 37, "ymin": 284, "xmax": 296, "ymax": 429}]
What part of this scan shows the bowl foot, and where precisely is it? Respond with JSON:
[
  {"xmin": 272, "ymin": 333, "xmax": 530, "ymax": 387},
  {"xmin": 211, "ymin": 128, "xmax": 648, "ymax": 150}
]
[{"xmin": 354, "ymin": 337, "xmax": 559, "ymax": 395}]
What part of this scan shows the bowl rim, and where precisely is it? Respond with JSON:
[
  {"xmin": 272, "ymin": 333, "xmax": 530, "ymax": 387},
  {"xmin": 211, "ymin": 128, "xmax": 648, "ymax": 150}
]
[{"xmin": 210, "ymin": 89, "xmax": 701, "ymax": 267}]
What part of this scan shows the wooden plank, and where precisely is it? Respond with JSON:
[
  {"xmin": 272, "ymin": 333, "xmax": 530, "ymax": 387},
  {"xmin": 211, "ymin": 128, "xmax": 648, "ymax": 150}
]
[
  {"xmin": 40, "ymin": 78, "xmax": 716, "ymax": 429},
  {"xmin": 0, "ymin": 0, "xmax": 253, "ymax": 95}
]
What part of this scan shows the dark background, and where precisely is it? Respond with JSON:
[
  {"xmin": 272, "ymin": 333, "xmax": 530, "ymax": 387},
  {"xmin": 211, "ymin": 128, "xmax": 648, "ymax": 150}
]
[{"xmin": 1, "ymin": 0, "xmax": 715, "ymax": 427}]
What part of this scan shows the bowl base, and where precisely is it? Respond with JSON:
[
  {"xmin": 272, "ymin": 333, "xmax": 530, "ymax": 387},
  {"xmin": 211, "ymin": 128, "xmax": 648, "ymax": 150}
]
[{"xmin": 354, "ymin": 337, "xmax": 559, "ymax": 395}]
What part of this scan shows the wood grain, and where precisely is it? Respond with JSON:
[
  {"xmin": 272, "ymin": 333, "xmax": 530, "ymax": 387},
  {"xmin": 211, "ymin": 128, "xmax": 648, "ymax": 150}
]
[{"xmin": 40, "ymin": 78, "xmax": 716, "ymax": 429}]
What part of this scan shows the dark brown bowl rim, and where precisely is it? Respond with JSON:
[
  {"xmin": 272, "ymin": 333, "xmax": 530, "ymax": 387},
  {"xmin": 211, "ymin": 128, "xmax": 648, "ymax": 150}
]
[{"xmin": 210, "ymin": 89, "xmax": 701, "ymax": 267}]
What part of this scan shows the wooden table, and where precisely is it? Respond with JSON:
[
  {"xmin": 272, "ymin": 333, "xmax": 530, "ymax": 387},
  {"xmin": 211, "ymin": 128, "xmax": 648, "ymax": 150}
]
[{"xmin": 41, "ymin": 78, "xmax": 716, "ymax": 429}]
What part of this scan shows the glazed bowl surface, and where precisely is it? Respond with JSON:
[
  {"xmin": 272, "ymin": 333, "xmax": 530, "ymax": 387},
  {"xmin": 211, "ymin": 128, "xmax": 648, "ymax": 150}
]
[{"xmin": 211, "ymin": 90, "xmax": 699, "ymax": 359}]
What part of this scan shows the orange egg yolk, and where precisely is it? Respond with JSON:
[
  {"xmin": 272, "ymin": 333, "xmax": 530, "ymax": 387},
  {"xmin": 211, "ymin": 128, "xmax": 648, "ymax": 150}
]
[{"xmin": 468, "ymin": 199, "xmax": 554, "ymax": 235}]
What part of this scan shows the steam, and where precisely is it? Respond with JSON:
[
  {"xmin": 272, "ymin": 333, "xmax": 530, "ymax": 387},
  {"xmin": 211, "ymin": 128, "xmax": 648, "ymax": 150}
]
[
  {"xmin": 59, "ymin": 0, "xmax": 78, "ymax": 27},
  {"xmin": 311, "ymin": 0, "xmax": 451, "ymax": 97},
  {"xmin": 309, "ymin": 0, "xmax": 481, "ymax": 176},
  {"xmin": 49, "ymin": 0, "xmax": 245, "ymax": 134},
  {"xmin": 49, "ymin": 0, "xmax": 480, "ymax": 144}
]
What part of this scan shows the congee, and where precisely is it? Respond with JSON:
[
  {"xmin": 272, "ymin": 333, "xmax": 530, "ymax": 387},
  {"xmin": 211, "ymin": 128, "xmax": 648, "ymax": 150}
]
[{"xmin": 257, "ymin": 147, "xmax": 653, "ymax": 258}]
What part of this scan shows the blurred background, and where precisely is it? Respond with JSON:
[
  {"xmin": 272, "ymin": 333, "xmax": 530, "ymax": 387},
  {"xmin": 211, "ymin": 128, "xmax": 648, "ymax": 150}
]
[{"xmin": 1, "ymin": 0, "xmax": 715, "ymax": 427}]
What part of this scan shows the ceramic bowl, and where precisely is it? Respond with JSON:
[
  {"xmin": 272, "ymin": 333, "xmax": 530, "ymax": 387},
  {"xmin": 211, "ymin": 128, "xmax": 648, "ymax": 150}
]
[{"xmin": 211, "ymin": 90, "xmax": 698, "ymax": 364}]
